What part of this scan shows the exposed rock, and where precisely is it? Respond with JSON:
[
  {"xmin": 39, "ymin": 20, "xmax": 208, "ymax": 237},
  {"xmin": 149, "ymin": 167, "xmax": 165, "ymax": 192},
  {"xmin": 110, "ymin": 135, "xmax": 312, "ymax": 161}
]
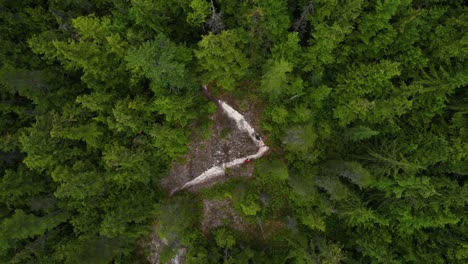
[{"xmin": 162, "ymin": 86, "xmax": 269, "ymax": 195}]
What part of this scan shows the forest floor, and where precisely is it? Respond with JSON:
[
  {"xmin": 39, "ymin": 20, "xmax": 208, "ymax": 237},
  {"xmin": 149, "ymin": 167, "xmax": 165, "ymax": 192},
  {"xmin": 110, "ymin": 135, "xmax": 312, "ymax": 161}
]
[
  {"xmin": 160, "ymin": 87, "xmax": 266, "ymax": 194},
  {"xmin": 160, "ymin": 107, "xmax": 258, "ymax": 192}
]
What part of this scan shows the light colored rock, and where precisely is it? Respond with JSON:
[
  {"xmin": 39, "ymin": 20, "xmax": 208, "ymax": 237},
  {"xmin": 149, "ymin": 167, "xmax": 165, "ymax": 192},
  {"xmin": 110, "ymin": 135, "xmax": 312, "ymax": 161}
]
[{"xmin": 174, "ymin": 88, "xmax": 269, "ymax": 193}]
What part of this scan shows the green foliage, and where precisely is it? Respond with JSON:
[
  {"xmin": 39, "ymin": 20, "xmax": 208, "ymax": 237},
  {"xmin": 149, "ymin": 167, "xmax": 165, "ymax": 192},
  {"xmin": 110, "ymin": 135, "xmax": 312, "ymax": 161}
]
[
  {"xmin": 253, "ymin": 0, "xmax": 291, "ymax": 42},
  {"xmin": 332, "ymin": 60, "xmax": 405, "ymax": 126},
  {"xmin": 0, "ymin": 210, "xmax": 69, "ymax": 256},
  {"xmin": 256, "ymin": 158, "xmax": 289, "ymax": 183},
  {"xmin": 282, "ymin": 125, "xmax": 318, "ymax": 155},
  {"xmin": 322, "ymin": 160, "xmax": 374, "ymax": 189},
  {"xmin": 214, "ymin": 227, "xmax": 236, "ymax": 249},
  {"xmin": 58, "ymin": 236, "xmax": 127, "ymax": 264},
  {"xmin": 0, "ymin": 165, "xmax": 48, "ymax": 208},
  {"xmin": 187, "ymin": 0, "xmax": 211, "ymax": 26},
  {"xmin": 343, "ymin": 125, "xmax": 380, "ymax": 142},
  {"xmin": 260, "ymin": 60, "xmax": 293, "ymax": 99},
  {"xmin": 128, "ymin": 0, "xmax": 193, "ymax": 38},
  {"xmin": 126, "ymin": 34, "xmax": 194, "ymax": 94},
  {"xmin": 313, "ymin": 238, "xmax": 346, "ymax": 264},
  {"xmin": 1, "ymin": 0, "xmax": 467, "ymax": 263},
  {"xmin": 301, "ymin": 210, "xmax": 327, "ymax": 232},
  {"xmin": 240, "ymin": 198, "xmax": 261, "ymax": 216},
  {"xmin": 155, "ymin": 195, "xmax": 201, "ymax": 241},
  {"xmin": 195, "ymin": 30, "xmax": 249, "ymax": 90}
]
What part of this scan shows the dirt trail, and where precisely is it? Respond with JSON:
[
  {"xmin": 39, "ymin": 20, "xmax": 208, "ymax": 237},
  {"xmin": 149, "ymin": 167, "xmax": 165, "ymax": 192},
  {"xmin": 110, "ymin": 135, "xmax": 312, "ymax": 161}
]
[{"xmin": 169, "ymin": 86, "xmax": 269, "ymax": 195}]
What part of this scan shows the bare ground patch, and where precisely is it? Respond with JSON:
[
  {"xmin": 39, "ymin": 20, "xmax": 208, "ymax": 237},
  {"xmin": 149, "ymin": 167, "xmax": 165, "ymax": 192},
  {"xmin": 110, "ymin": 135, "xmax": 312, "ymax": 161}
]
[
  {"xmin": 151, "ymin": 90, "xmax": 268, "ymax": 263},
  {"xmin": 160, "ymin": 106, "xmax": 258, "ymax": 193}
]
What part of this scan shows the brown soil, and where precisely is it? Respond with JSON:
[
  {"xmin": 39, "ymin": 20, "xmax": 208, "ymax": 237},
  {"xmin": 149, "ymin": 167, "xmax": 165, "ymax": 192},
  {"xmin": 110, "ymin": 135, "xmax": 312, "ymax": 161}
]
[
  {"xmin": 160, "ymin": 106, "xmax": 259, "ymax": 193},
  {"xmin": 261, "ymin": 220, "xmax": 287, "ymax": 240}
]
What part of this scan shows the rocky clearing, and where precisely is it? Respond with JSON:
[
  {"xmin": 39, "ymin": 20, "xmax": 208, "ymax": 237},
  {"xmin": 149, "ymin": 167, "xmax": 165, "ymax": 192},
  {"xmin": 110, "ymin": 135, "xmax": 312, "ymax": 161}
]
[
  {"xmin": 161, "ymin": 87, "xmax": 268, "ymax": 194},
  {"xmin": 151, "ymin": 87, "xmax": 268, "ymax": 264}
]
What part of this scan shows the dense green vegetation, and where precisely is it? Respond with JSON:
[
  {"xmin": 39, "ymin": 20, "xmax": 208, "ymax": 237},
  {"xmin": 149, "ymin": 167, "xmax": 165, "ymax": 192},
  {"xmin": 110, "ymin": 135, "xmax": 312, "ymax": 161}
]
[{"xmin": 0, "ymin": 0, "xmax": 467, "ymax": 263}]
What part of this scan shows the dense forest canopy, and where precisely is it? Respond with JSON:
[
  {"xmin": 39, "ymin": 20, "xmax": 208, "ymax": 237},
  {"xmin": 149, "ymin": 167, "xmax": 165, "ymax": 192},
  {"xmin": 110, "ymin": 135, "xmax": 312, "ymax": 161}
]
[{"xmin": 0, "ymin": 0, "xmax": 467, "ymax": 263}]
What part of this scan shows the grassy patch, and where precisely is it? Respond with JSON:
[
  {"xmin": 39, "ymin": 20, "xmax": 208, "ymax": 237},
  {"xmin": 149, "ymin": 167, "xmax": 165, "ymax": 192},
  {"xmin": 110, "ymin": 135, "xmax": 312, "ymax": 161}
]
[{"xmin": 220, "ymin": 127, "xmax": 232, "ymax": 139}]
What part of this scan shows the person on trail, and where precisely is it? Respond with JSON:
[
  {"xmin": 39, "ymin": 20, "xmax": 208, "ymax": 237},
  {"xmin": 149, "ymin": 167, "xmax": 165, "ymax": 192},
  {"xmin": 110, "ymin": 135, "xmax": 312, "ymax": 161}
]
[
  {"xmin": 253, "ymin": 132, "xmax": 261, "ymax": 141},
  {"xmin": 244, "ymin": 158, "xmax": 250, "ymax": 164}
]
